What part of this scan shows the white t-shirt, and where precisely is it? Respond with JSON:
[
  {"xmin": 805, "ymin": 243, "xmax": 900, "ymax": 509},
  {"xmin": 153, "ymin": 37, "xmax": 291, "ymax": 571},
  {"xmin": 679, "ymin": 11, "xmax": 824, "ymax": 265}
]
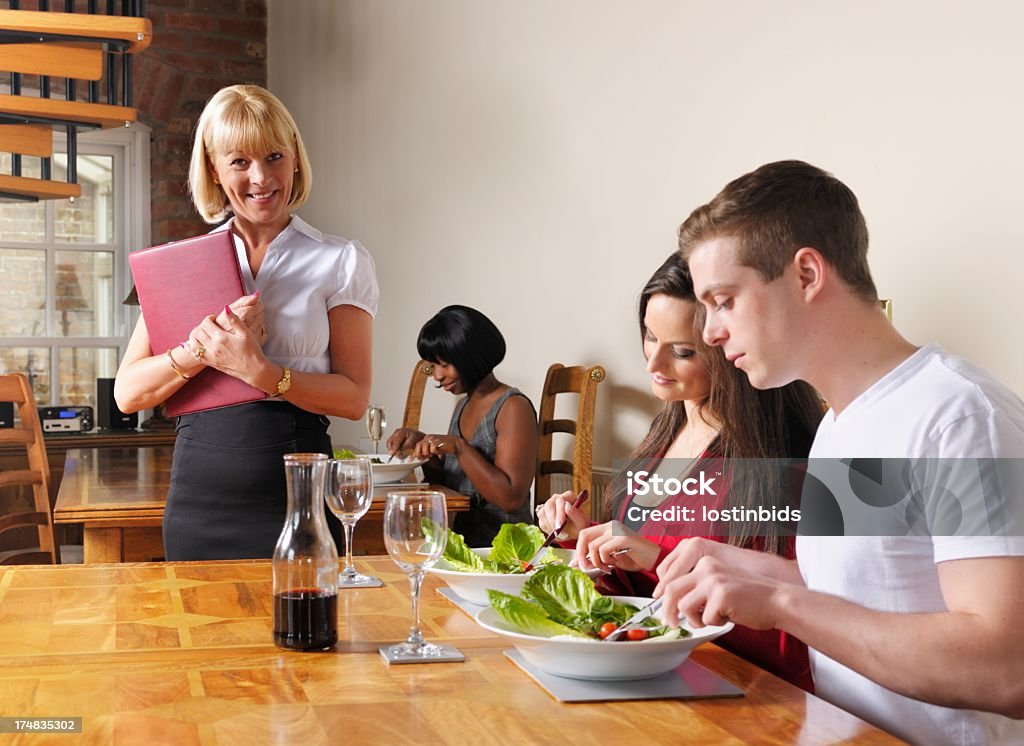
[
  {"xmin": 214, "ymin": 215, "xmax": 379, "ymax": 374},
  {"xmin": 798, "ymin": 344, "xmax": 1024, "ymax": 746}
]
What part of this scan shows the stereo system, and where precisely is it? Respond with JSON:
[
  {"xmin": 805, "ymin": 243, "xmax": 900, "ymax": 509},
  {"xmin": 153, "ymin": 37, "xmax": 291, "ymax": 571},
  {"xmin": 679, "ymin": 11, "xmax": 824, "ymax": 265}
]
[
  {"xmin": 5, "ymin": 379, "xmax": 139, "ymax": 432},
  {"xmin": 97, "ymin": 377, "xmax": 138, "ymax": 430},
  {"xmin": 38, "ymin": 405, "xmax": 94, "ymax": 433}
]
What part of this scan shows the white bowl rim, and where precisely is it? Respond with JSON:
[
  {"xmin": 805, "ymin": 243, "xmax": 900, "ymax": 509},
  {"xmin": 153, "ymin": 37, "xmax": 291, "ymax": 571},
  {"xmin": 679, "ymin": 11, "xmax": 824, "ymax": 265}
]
[
  {"xmin": 473, "ymin": 595, "xmax": 734, "ymax": 645},
  {"xmin": 344, "ymin": 454, "xmax": 426, "ymax": 468}
]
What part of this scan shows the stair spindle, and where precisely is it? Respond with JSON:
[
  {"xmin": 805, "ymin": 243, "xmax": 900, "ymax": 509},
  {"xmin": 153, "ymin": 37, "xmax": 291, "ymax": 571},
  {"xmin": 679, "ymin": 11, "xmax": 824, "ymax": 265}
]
[
  {"xmin": 65, "ymin": 124, "xmax": 76, "ymax": 187},
  {"xmin": 88, "ymin": 0, "xmax": 99, "ymax": 103}
]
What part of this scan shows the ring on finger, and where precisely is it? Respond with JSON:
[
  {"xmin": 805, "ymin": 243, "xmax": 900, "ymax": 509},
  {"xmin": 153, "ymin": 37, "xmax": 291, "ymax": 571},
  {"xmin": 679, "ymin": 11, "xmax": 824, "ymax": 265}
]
[{"xmin": 193, "ymin": 343, "xmax": 206, "ymax": 361}]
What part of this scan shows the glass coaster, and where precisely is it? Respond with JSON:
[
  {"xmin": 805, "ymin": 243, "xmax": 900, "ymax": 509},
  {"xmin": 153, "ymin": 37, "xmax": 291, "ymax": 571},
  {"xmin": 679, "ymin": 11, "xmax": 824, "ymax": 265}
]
[
  {"xmin": 338, "ymin": 575, "xmax": 384, "ymax": 589},
  {"xmin": 378, "ymin": 644, "xmax": 465, "ymax": 665}
]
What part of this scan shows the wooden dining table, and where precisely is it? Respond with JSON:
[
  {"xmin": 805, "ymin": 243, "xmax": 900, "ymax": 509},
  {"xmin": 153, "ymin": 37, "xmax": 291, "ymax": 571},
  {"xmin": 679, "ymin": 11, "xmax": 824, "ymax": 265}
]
[
  {"xmin": 0, "ymin": 556, "xmax": 902, "ymax": 744},
  {"xmin": 52, "ymin": 447, "xmax": 469, "ymax": 564}
]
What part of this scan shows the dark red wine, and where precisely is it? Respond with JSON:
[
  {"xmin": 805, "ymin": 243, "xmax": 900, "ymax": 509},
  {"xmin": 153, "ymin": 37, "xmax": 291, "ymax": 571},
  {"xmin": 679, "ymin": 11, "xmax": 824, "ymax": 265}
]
[{"xmin": 273, "ymin": 589, "xmax": 338, "ymax": 651}]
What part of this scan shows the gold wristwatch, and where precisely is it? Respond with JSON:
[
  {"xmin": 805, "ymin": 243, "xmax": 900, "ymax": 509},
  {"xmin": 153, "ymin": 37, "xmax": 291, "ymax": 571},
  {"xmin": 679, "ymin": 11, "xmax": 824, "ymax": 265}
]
[{"xmin": 272, "ymin": 366, "xmax": 292, "ymax": 397}]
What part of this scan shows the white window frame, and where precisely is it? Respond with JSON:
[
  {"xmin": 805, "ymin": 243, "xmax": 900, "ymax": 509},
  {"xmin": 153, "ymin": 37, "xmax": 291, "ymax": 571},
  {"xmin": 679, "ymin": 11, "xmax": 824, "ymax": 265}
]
[{"xmin": 0, "ymin": 123, "xmax": 151, "ymax": 406}]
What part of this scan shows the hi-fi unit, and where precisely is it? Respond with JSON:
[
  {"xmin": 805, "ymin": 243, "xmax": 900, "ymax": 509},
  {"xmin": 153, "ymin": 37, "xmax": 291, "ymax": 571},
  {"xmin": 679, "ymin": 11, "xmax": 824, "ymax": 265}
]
[{"xmin": 38, "ymin": 405, "xmax": 94, "ymax": 433}]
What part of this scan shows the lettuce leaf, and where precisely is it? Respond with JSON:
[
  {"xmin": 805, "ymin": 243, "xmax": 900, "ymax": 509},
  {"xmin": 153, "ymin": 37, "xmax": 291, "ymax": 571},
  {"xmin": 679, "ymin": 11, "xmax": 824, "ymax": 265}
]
[
  {"xmin": 487, "ymin": 590, "xmax": 588, "ymax": 638},
  {"xmin": 488, "ymin": 523, "xmax": 547, "ymax": 571},
  {"xmin": 432, "ymin": 522, "xmax": 563, "ymax": 574},
  {"xmin": 522, "ymin": 565, "xmax": 641, "ymax": 635},
  {"xmin": 521, "ymin": 564, "xmax": 604, "ymax": 626},
  {"xmin": 487, "ymin": 565, "xmax": 680, "ymax": 639},
  {"xmin": 423, "ymin": 519, "xmax": 488, "ymax": 573}
]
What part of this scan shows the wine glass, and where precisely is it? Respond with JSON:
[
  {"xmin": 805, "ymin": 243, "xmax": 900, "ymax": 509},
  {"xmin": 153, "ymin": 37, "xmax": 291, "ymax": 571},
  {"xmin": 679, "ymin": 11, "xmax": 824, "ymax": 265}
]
[
  {"xmin": 366, "ymin": 404, "xmax": 386, "ymax": 454},
  {"xmin": 381, "ymin": 491, "xmax": 463, "ymax": 662},
  {"xmin": 324, "ymin": 458, "xmax": 381, "ymax": 588}
]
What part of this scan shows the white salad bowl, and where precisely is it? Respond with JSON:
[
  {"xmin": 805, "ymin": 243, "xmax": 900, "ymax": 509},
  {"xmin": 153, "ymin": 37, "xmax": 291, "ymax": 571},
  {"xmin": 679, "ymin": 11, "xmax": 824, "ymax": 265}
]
[
  {"xmin": 429, "ymin": 547, "xmax": 597, "ymax": 605},
  {"xmin": 474, "ymin": 595, "xmax": 733, "ymax": 681},
  {"xmin": 352, "ymin": 455, "xmax": 425, "ymax": 485}
]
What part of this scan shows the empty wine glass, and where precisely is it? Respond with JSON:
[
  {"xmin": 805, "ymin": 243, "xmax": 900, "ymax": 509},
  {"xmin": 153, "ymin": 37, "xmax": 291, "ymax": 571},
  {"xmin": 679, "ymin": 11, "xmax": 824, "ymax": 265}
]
[
  {"xmin": 380, "ymin": 491, "xmax": 463, "ymax": 662},
  {"xmin": 325, "ymin": 458, "xmax": 381, "ymax": 588},
  {"xmin": 366, "ymin": 404, "xmax": 386, "ymax": 454}
]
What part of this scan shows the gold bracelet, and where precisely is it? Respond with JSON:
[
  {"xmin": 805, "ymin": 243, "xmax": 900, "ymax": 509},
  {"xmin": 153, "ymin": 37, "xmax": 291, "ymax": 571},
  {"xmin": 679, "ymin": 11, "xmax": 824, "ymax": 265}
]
[{"xmin": 165, "ymin": 348, "xmax": 191, "ymax": 380}]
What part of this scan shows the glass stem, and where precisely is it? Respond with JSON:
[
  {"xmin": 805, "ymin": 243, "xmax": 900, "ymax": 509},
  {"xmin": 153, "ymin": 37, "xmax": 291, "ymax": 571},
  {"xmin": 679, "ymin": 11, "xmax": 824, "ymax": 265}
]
[
  {"xmin": 406, "ymin": 570, "xmax": 424, "ymax": 646},
  {"xmin": 342, "ymin": 522, "xmax": 355, "ymax": 575}
]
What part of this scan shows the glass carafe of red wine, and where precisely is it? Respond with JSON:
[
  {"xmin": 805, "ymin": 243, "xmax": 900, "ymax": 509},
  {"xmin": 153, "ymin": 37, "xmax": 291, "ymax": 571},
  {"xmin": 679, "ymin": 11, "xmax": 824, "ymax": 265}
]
[{"xmin": 272, "ymin": 453, "xmax": 339, "ymax": 651}]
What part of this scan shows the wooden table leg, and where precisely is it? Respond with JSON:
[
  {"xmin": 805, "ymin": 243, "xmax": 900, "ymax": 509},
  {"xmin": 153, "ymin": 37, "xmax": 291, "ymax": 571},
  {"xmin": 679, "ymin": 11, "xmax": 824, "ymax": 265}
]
[{"xmin": 83, "ymin": 528, "xmax": 123, "ymax": 563}]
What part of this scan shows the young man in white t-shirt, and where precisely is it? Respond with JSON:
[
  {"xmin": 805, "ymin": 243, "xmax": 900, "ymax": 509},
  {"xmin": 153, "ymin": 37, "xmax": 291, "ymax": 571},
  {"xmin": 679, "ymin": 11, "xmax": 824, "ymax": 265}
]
[{"xmin": 653, "ymin": 160, "xmax": 1024, "ymax": 745}]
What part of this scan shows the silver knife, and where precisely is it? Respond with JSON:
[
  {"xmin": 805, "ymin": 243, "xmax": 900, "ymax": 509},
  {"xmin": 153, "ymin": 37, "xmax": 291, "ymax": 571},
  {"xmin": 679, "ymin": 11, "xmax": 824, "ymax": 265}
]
[{"xmin": 604, "ymin": 598, "xmax": 664, "ymax": 641}]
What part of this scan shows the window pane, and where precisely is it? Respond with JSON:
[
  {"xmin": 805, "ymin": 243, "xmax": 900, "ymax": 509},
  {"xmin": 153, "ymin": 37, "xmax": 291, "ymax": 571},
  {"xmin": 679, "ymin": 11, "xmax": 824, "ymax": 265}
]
[
  {"xmin": 55, "ymin": 250, "xmax": 115, "ymax": 337},
  {"xmin": 0, "ymin": 154, "xmax": 45, "ymax": 242},
  {"xmin": 57, "ymin": 347, "xmax": 119, "ymax": 408},
  {"xmin": 53, "ymin": 153, "xmax": 115, "ymax": 243},
  {"xmin": 0, "ymin": 249, "xmax": 46, "ymax": 336},
  {"xmin": 0, "ymin": 347, "xmax": 50, "ymax": 405}
]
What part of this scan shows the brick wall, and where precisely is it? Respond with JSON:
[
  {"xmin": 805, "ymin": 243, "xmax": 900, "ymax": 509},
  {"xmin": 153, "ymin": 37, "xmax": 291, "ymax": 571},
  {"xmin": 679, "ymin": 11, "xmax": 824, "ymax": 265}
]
[{"xmin": 137, "ymin": 0, "xmax": 268, "ymax": 246}]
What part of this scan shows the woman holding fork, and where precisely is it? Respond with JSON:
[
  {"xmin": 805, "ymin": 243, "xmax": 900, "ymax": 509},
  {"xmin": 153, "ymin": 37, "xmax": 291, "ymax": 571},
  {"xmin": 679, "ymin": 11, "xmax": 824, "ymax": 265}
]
[
  {"xmin": 536, "ymin": 252, "xmax": 822, "ymax": 690},
  {"xmin": 387, "ymin": 305, "xmax": 538, "ymax": 547}
]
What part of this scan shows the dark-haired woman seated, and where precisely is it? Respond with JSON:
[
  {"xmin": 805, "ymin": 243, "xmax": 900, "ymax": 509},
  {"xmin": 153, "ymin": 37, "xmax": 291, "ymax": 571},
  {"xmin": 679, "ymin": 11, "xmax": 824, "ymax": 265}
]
[
  {"xmin": 386, "ymin": 305, "xmax": 538, "ymax": 546},
  {"xmin": 537, "ymin": 253, "xmax": 822, "ymax": 691}
]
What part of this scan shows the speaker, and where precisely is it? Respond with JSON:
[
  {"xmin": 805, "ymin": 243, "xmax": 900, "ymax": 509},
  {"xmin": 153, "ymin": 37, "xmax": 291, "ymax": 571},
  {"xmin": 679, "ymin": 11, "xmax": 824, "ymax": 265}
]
[
  {"xmin": 97, "ymin": 378, "xmax": 137, "ymax": 430},
  {"xmin": 0, "ymin": 401, "xmax": 13, "ymax": 428}
]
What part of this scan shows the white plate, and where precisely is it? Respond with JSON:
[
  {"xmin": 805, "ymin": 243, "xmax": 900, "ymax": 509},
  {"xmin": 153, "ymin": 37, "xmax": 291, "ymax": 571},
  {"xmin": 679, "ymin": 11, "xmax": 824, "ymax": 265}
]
[
  {"xmin": 346, "ymin": 455, "xmax": 426, "ymax": 485},
  {"xmin": 474, "ymin": 596, "xmax": 732, "ymax": 681},
  {"xmin": 429, "ymin": 547, "xmax": 600, "ymax": 606}
]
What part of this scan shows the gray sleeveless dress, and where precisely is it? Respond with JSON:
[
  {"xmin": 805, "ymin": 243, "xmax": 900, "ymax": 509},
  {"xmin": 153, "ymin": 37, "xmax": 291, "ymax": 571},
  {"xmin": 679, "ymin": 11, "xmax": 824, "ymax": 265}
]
[{"xmin": 441, "ymin": 387, "xmax": 535, "ymax": 546}]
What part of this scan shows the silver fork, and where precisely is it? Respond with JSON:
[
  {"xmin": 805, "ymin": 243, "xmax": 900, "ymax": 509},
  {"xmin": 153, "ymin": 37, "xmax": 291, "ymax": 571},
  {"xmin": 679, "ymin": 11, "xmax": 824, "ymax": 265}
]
[{"xmin": 604, "ymin": 598, "xmax": 664, "ymax": 641}]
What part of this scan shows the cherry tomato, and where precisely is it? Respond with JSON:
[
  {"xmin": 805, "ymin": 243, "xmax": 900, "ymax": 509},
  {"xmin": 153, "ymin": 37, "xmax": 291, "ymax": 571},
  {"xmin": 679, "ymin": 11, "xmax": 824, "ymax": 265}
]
[
  {"xmin": 626, "ymin": 628, "xmax": 649, "ymax": 641},
  {"xmin": 598, "ymin": 622, "xmax": 619, "ymax": 639}
]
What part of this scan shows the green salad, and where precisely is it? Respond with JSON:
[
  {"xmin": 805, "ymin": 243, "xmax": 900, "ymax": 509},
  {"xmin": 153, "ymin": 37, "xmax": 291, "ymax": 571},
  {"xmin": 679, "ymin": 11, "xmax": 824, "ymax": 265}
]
[
  {"xmin": 332, "ymin": 448, "xmax": 383, "ymax": 464},
  {"xmin": 429, "ymin": 522, "xmax": 561, "ymax": 574},
  {"xmin": 488, "ymin": 565, "xmax": 685, "ymax": 641}
]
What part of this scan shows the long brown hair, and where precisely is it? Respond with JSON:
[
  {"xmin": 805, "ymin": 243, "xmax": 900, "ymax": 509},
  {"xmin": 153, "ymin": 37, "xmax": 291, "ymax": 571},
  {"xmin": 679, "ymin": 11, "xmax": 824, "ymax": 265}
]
[{"xmin": 605, "ymin": 252, "xmax": 822, "ymax": 554}]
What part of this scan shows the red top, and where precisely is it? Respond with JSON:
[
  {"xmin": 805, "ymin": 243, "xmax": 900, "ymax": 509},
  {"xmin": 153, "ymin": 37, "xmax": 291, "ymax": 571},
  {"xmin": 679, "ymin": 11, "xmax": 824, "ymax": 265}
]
[{"xmin": 576, "ymin": 454, "xmax": 813, "ymax": 693}]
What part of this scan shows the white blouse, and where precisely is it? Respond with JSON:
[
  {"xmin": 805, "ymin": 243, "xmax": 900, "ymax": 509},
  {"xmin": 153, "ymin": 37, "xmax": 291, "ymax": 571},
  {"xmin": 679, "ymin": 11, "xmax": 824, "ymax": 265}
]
[{"xmin": 213, "ymin": 215, "xmax": 379, "ymax": 374}]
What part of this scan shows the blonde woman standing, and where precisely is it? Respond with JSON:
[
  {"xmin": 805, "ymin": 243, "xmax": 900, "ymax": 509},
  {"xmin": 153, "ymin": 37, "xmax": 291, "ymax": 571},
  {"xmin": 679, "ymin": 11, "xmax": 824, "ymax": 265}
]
[{"xmin": 116, "ymin": 85, "xmax": 378, "ymax": 560}]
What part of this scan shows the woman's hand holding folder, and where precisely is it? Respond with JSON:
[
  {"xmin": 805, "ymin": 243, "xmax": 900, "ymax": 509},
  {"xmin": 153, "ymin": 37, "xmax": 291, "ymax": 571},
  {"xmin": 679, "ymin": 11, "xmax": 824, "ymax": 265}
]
[{"xmin": 188, "ymin": 292, "xmax": 272, "ymax": 392}]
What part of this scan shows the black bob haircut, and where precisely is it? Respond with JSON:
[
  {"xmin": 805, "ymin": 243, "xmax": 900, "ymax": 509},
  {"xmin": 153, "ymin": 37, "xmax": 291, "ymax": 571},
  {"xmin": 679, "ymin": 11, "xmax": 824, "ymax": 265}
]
[{"xmin": 416, "ymin": 305, "xmax": 506, "ymax": 392}]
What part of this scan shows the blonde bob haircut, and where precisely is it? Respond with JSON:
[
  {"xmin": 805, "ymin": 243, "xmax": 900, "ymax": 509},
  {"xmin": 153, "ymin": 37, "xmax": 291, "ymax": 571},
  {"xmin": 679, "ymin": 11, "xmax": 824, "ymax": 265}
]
[{"xmin": 189, "ymin": 84, "xmax": 313, "ymax": 224}]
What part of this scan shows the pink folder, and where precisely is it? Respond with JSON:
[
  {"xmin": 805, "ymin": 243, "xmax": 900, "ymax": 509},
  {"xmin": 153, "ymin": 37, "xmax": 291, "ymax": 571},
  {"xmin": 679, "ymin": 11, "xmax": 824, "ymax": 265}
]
[{"xmin": 128, "ymin": 231, "xmax": 266, "ymax": 417}]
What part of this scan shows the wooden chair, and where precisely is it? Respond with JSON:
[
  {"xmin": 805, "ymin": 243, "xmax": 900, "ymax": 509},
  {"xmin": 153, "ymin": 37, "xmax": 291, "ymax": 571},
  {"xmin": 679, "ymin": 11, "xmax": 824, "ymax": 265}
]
[
  {"xmin": 401, "ymin": 360, "xmax": 436, "ymax": 431},
  {"xmin": 0, "ymin": 373, "xmax": 57, "ymax": 565},
  {"xmin": 535, "ymin": 363, "xmax": 606, "ymax": 513}
]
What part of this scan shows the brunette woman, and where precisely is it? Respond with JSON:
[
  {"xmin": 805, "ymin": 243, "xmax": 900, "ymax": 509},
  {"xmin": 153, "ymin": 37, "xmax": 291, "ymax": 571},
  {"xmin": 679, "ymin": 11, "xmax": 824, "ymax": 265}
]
[{"xmin": 537, "ymin": 252, "xmax": 822, "ymax": 690}]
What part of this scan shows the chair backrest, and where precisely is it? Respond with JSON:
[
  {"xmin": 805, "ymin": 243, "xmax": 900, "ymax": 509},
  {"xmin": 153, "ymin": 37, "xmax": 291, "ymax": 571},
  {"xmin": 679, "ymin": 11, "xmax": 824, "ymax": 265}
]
[
  {"xmin": 0, "ymin": 373, "xmax": 57, "ymax": 565},
  {"xmin": 401, "ymin": 360, "xmax": 436, "ymax": 431},
  {"xmin": 535, "ymin": 363, "xmax": 606, "ymax": 513}
]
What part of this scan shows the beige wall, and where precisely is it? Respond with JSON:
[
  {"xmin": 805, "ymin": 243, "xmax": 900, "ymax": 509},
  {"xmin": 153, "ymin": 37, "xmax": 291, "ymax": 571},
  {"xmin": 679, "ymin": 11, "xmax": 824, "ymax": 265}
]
[{"xmin": 268, "ymin": 0, "xmax": 1024, "ymax": 467}]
